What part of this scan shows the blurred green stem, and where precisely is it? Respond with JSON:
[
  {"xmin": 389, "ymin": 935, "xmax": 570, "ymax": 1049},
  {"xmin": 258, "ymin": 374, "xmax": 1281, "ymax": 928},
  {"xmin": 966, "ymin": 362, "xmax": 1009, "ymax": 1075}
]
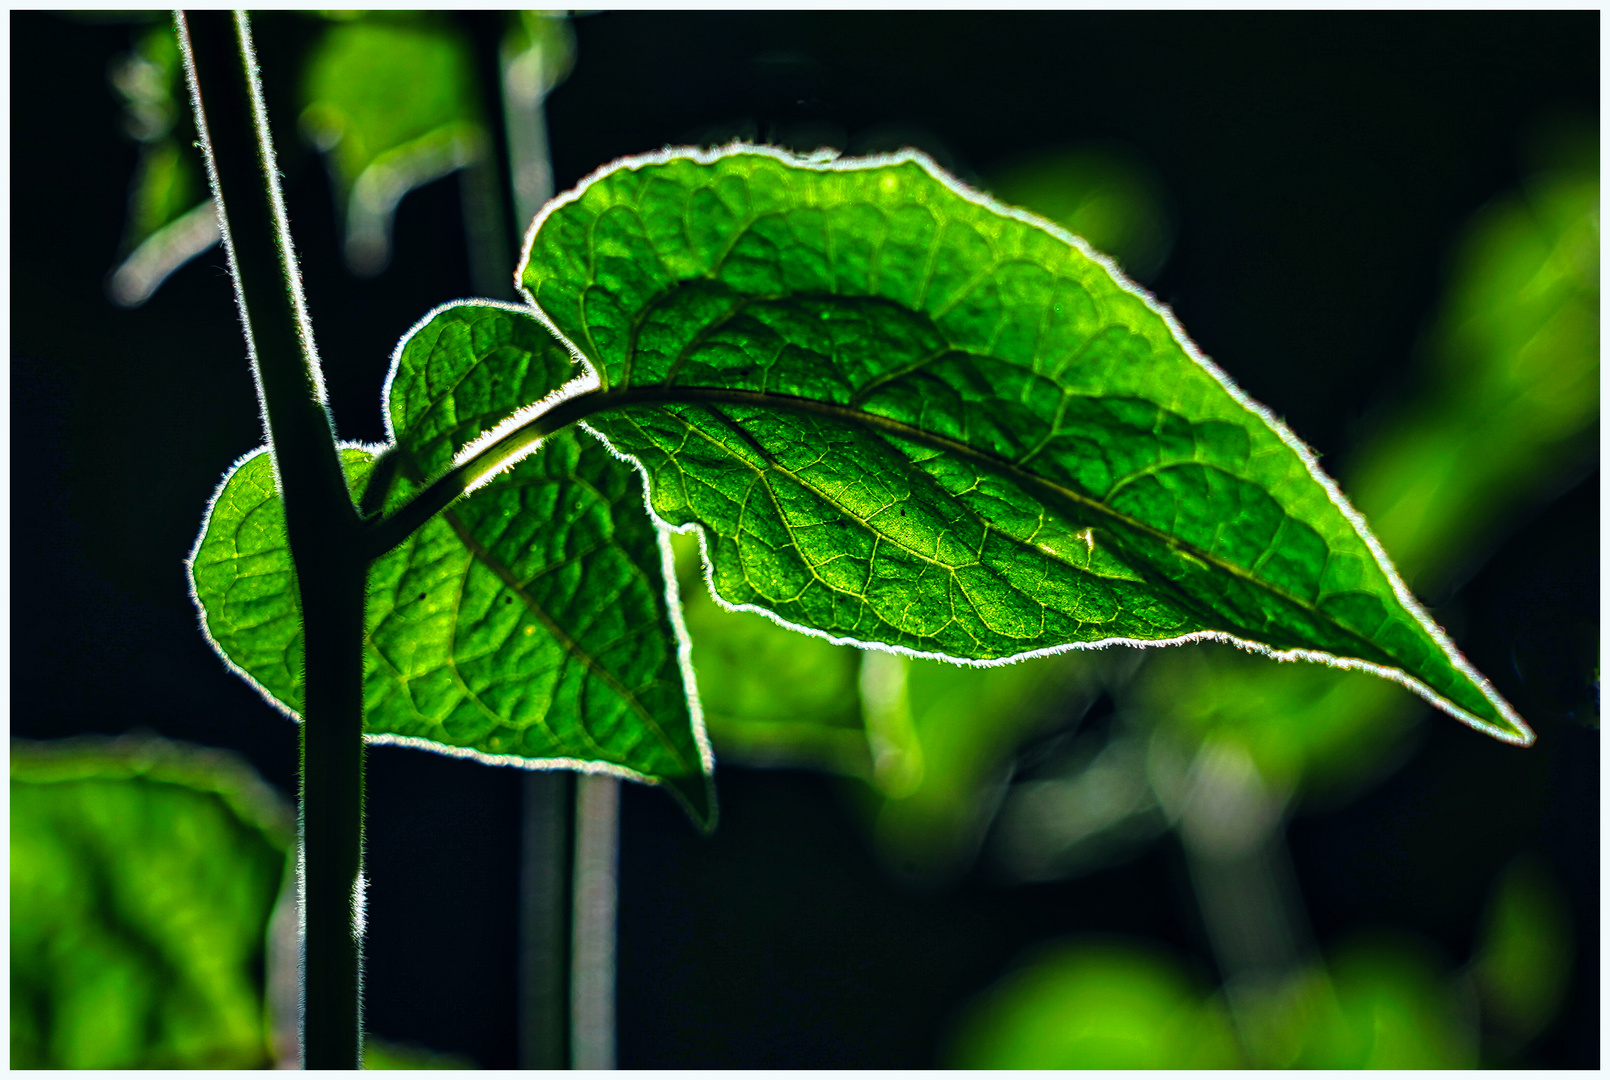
[
  {"xmin": 1175, "ymin": 740, "xmax": 1310, "ymax": 1060},
  {"xmin": 179, "ymin": 11, "xmax": 366, "ymax": 1068}
]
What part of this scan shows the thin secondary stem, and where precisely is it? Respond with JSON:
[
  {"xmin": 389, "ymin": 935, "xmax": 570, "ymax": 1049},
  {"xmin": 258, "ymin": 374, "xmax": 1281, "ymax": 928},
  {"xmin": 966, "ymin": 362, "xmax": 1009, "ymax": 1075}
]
[
  {"xmin": 570, "ymin": 774, "xmax": 621, "ymax": 1070},
  {"xmin": 518, "ymin": 771, "xmax": 575, "ymax": 1069},
  {"xmin": 179, "ymin": 11, "xmax": 366, "ymax": 1069}
]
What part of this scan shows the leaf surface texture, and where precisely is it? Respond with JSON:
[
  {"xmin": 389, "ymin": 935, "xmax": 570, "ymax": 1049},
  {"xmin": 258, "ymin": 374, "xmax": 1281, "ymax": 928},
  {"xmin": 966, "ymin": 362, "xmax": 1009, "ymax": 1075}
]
[{"xmin": 514, "ymin": 147, "xmax": 1527, "ymax": 743}]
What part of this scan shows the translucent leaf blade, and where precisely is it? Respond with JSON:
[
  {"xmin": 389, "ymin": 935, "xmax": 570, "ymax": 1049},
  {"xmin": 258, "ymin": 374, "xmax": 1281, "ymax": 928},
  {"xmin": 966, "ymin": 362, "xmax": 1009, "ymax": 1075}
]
[
  {"xmin": 517, "ymin": 146, "xmax": 1530, "ymax": 745},
  {"xmin": 189, "ymin": 437, "xmax": 711, "ymax": 824}
]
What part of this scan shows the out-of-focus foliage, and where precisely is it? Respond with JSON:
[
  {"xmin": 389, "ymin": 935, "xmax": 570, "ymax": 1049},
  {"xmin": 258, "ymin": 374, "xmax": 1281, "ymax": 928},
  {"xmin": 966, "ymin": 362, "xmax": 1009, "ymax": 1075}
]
[
  {"xmin": 364, "ymin": 1035, "xmax": 477, "ymax": 1069},
  {"xmin": 111, "ymin": 24, "xmax": 201, "ymax": 247},
  {"xmin": 1472, "ymin": 855, "xmax": 1573, "ymax": 1049},
  {"xmin": 946, "ymin": 938, "xmax": 1242, "ymax": 1068},
  {"xmin": 106, "ymin": 21, "xmax": 219, "ymax": 307},
  {"xmin": 1126, "ymin": 128, "xmax": 1600, "ymax": 799},
  {"xmin": 1236, "ymin": 937, "xmax": 1478, "ymax": 1068},
  {"xmin": 300, "ymin": 14, "xmax": 486, "ymax": 275},
  {"xmin": 865, "ymin": 652, "xmax": 1107, "ymax": 880},
  {"xmin": 674, "ymin": 532, "xmax": 871, "ymax": 780},
  {"xmin": 10, "ymin": 736, "xmax": 292, "ymax": 1069},
  {"xmin": 501, "ymin": 11, "xmax": 576, "ymax": 228},
  {"xmin": 987, "ymin": 144, "xmax": 1175, "ymax": 283},
  {"xmin": 954, "ymin": 856, "xmax": 1573, "ymax": 1068}
]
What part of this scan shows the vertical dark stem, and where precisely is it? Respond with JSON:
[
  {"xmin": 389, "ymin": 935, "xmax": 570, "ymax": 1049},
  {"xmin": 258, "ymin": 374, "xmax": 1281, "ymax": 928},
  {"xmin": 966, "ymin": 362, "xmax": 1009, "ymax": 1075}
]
[
  {"xmin": 178, "ymin": 11, "xmax": 365, "ymax": 1069},
  {"xmin": 296, "ymin": 557, "xmax": 367, "ymax": 1070}
]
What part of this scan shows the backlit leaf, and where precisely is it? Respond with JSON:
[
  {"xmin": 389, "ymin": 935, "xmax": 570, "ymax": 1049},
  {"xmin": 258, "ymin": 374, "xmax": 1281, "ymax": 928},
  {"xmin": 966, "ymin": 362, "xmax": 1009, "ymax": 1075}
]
[
  {"xmin": 189, "ymin": 303, "xmax": 711, "ymax": 823},
  {"xmin": 515, "ymin": 146, "xmax": 1529, "ymax": 746}
]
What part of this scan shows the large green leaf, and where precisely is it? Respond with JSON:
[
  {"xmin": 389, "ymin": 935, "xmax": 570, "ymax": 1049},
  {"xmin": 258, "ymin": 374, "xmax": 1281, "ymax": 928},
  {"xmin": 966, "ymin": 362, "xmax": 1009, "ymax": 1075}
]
[
  {"xmin": 189, "ymin": 304, "xmax": 711, "ymax": 823},
  {"xmin": 11, "ymin": 737, "xmax": 291, "ymax": 1069},
  {"xmin": 514, "ymin": 146, "xmax": 1529, "ymax": 745}
]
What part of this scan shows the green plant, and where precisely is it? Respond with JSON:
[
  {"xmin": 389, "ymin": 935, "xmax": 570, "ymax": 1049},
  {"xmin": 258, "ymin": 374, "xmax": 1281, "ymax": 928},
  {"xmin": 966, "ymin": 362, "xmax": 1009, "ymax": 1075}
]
[{"xmin": 172, "ymin": 11, "xmax": 1536, "ymax": 1068}]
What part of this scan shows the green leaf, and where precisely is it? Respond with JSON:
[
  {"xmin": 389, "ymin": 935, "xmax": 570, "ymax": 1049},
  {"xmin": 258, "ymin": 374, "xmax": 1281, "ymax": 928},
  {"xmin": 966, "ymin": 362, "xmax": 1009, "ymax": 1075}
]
[
  {"xmin": 515, "ymin": 146, "xmax": 1529, "ymax": 746},
  {"xmin": 189, "ymin": 304, "xmax": 712, "ymax": 824},
  {"xmin": 11, "ymin": 736, "xmax": 291, "ymax": 1069}
]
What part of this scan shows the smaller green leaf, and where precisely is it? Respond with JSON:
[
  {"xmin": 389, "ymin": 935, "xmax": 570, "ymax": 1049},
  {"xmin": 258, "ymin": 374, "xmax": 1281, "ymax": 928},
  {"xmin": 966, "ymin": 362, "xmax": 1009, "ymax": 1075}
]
[
  {"xmin": 191, "ymin": 304, "xmax": 713, "ymax": 825},
  {"xmin": 11, "ymin": 736, "xmax": 291, "ymax": 1069}
]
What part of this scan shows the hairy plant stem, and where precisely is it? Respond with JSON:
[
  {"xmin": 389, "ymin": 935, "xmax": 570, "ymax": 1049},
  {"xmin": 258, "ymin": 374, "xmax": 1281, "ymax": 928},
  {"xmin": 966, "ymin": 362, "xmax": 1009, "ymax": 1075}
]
[{"xmin": 179, "ymin": 11, "xmax": 365, "ymax": 1068}]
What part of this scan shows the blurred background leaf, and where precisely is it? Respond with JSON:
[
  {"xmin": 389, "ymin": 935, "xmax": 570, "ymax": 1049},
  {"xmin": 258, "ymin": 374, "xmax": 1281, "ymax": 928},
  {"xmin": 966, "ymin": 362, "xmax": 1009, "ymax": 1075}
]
[
  {"xmin": 986, "ymin": 143, "xmax": 1176, "ymax": 284},
  {"xmin": 1472, "ymin": 854, "xmax": 1573, "ymax": 1056},
  {"xmin": 11, "ymin": 736, "xmax": 293, "ymax": 1069},
  {"xmin": 300, "ymin": 14, "xmax": 488, "ymax": 278},
  {"xmin": 1228, "ymin": 935, "xmax": 1477, "ymax": 1068},
  {"xmin": 105, "ymin": 22, "xmax": 218, "ymax": 308},
  {"xmin": 363, "ymin": 1034, "xmax": 478, "ymax": 1069},
  {"xmin": 945, "ymin": 937, "xmax": 1241, "ymax": 1068},
  {"xmin": 501, "ymin": 11, "xmax": 576, "ymax": 231}
]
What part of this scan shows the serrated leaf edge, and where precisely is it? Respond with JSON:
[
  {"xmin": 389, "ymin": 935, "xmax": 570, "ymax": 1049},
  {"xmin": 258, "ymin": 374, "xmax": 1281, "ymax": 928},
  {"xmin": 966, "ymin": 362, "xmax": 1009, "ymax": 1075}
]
[{"xmin": 504, "ymin": 142, "xmax": 1531, "ymax": 747}]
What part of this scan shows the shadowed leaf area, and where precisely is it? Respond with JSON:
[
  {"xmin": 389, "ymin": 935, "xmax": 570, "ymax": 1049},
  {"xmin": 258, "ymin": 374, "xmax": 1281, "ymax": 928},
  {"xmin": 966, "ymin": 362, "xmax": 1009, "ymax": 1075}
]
[
  {"xmin": 517, "ymin": 148, "xmax": 1525, "ymax": 743},
  {"xmin": 10, "ymin": 739, "xmax": 291, "ymax": 1069}
]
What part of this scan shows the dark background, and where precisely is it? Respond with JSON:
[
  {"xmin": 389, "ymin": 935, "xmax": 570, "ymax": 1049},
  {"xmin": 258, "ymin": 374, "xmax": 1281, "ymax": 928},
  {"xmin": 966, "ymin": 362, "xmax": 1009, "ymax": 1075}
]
[{"xmin": 12, "ymin": 11, "xmax": 1598, "ymax": 1068}]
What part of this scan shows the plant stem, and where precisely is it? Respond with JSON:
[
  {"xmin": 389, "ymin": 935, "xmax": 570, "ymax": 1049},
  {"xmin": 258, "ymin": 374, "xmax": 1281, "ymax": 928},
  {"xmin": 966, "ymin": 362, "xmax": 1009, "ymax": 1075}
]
[
  {"xmin": 179, "ymin": 11, "xmax": 365, "ymax": 1069},
  {"xmin": 570, "ymin": 774, "xmax": 621, "ymax": 1070}
]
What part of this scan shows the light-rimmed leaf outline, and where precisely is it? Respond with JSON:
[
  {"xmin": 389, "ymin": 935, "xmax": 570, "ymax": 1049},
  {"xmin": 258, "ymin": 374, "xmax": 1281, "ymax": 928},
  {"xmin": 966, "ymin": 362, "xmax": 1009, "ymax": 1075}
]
[
  {"xmin": 191, "ymin": 141, "xmax": 1532, "ymax": 830},
  {"xmin": 187, "ymin": 300, "xmax": 714, "ymax": 823},
  {"xmin": 483, "ymin": 143, "xmax": 1528, "ymax": 748}
]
